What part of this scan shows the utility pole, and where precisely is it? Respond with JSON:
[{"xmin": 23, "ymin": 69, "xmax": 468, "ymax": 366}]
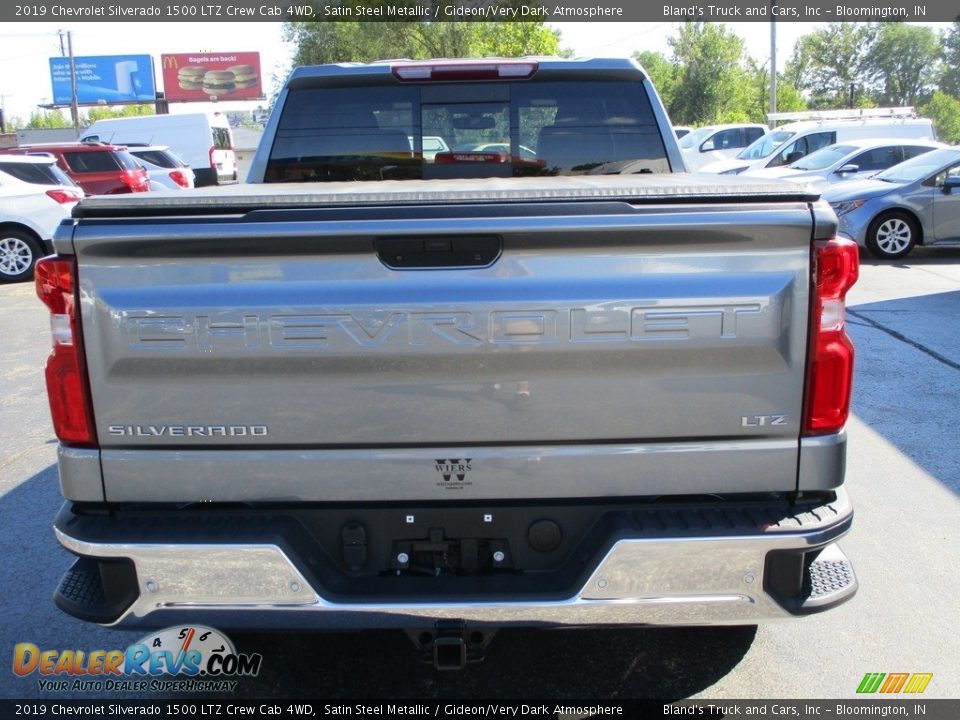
[
  {"xmin": 66, "ymin": 30, "xmax": 80, "ymax": 134},
  {"xmin": 769, "ymin": 7, "xmax": 777, "ymax": 126}
]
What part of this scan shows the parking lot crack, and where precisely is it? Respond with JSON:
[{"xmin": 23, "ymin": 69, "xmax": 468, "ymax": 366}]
[{"xmin": 848, "ymin": 309, "xmax": 960, "ymax": 372}]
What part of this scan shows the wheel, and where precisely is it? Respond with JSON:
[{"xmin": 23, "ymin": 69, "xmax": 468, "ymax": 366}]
[
  {"xmin": 0, "ymin": 229, "xmax": 43, "ymax": 283},
  {"xmin": 865, "ymin": 211, "xmax": 918, "ymax": 260}
]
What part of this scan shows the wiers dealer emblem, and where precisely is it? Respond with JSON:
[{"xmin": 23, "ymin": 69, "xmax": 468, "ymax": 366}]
[{"xmin": 435, "ymin": 458, "xmax": 473, "ymax": 489}]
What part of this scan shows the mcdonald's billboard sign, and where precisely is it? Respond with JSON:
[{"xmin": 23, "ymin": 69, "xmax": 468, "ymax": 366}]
[{"xmin": 160, "ymin": 52, "xmax": 263, "ymax": 103}]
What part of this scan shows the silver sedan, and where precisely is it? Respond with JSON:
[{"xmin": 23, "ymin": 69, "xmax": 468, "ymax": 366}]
[{"xmin": 821, "ymin": 147, "xmax": 960, "ymax": 259}]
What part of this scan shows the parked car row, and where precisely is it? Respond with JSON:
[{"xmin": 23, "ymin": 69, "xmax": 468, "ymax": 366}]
[
  {"xmin": 2, "ymin": 108, "xmax": 954, "ymax": 284},
  {"xmin": 79, "ymin": 112, "xmax": 237, "ymax": 187},
  {"xmin": 698, "ymin": 112, "xmax": 936, "ymax": 175},
  {"xmin": 0, "ymin": 140, "xmax": 200, "ymax": 283},
  {"xmin": 742, "ymin": 138, "xmax": 946, "ymax": 188},
  {"xmin": 675, "ymin": 112, "xmax": 957, "ymax": 260}
]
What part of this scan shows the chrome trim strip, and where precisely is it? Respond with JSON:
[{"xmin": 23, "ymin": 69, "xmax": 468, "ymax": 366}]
[{"xmin": 55, "ymin": 489, "xmax": 852, "ymax": 628}]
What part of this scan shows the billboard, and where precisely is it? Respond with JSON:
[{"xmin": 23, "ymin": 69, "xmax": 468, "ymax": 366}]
[
  {"xmin": 49, "ymin": 55, "xmax": 156, "ymax": 106},
  {"xmin": 160, "ymin": 52, "xmax": 263, "ymax": 103}
]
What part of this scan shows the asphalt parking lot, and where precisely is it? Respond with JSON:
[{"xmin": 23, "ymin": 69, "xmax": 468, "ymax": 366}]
[{"xmin": 0, "ymin": 247, "xmax": 958, "ymax": 700}]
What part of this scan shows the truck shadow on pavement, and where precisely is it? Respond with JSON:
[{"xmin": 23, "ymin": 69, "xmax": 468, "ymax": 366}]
[
  {"xmin": 0, "ymin": 464, "xmax": 143, "ymax": 698},
  {"xmin": 228, "ymin": 624, "xmax": 757, "ymax": 699},
  {"xmin": 847, "ymin": 286, "xmax": 960, "ymax": 497}
]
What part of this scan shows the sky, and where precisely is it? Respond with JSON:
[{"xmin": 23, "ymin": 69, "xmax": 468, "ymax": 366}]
[{"xmin": 0, "ymin": 21, "xmax": 951, "ymax": 123}]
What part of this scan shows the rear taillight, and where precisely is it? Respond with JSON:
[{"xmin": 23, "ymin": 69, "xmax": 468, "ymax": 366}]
[
  {"xmin": 35, "ymin": 257, "xmax": 97, "ymax": 447},
  {"xmin": 209, "ymin": 145, "xmax": 216, "ymax": 170},
  {"xmin": 45, "ymin": 188, "xmax": 83, "ymax": 204},
  {"xmin": 169, "ymin": 169, "xmax": 190, "ymax": 188},
  {"xmin": 803, "ymin": 238, "xmax": 860, "ymax": 435},
  {"xmin": 120, "ymin": 169, "xmax": 148, "ymax": 193}
]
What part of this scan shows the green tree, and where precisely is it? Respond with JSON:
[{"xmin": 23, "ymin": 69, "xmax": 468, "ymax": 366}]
[
  {"xmin": 2, "ymin": 114, "xmax": 25, "ymax": 132},
  {"xmin": 285, "ymin": 16, "xmax": 561, "ymax": 67},
  {"xmin": 667, "ymin": 23, "xmax": 752, "ymax": 125},
  {"xmin": 475, "ymin": 19, "xmax": 564, "ymax": 57},
  {"xmin": 24, "ymin": 110, "xmax": 72, "ymax": 129},
  {"xmin": 786, "ymin": 23, "xmax": 878, "ymax": 108},
  {"xmin": 868, "ymin": 23, "xmax": 941, "ymax": 107},
  {"xmin": 633, "ymin": 50, "xmax": 678, "ymax": 113},
  {"xmin": 939, "ymin": 22, "xmax": 960, "ymax": 98},
  {"xmin": 920, "ymin": 91, "xmax": 960, "ymax": 144},
  {"xmin": 84, "ymin": 105, "xmax": 155, "ymax": 125},
  {"xmin": 742, "ymin": 60, "xmax": 806, "ymax": 122}
]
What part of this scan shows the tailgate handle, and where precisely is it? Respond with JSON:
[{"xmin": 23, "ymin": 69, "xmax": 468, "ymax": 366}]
[{"xmin": 376, "ymin": 235, "xmax": 501, "ymax": 269}]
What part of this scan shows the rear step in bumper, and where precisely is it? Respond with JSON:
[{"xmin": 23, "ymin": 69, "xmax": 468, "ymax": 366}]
[{"xmin": 53, "ymin": 490, "xmax": 857, "ymax": 629}]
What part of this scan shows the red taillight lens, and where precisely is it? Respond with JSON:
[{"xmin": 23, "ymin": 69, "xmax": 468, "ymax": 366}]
[
  {"xmin": 120, "ymin": 169, "xmax": 148, "ymax": 193},
  {"xmin": 803, "ymin": 238, "xmax": 860, "ymax": 435},
  {"xmin": 169, "ymin": 169, "xmax": 190, "ymax": 188},
  {"xmin": 45, "ymin": 188, "xmax": 83, "ymax": 204},
  {"xmin": 209, "ymin": 145, "xmax": 216, "ymax": 170},
  {"xmin": 433, "ymin": 151, "xmax": 509, "ymax": 164},
  {"xmin": 35, "ymin": 257, "xmax": 97, "ymax": 447}
]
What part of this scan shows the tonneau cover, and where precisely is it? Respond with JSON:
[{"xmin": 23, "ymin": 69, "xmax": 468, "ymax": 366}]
[{"xmin": 74, "ymin": 175, "xmax": 819, "ymax": 217}]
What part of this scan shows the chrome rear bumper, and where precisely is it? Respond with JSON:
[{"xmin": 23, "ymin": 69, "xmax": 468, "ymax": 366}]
[{"xmin": 54, "ymin": 490, "xmax": 856, "ymax": 629}]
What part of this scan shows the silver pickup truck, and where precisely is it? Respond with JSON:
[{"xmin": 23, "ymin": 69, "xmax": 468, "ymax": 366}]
[{"xmin": 39, "ymin": 58, "xmax": 859, "ymax": 668}]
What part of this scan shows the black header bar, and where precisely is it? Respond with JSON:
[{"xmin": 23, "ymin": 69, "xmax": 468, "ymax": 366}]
[{"xmin": 5, "ymin": 0, "xmax": 960, "ymax": 23}]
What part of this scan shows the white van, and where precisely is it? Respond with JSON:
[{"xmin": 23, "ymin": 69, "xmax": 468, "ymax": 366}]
[
  {"xmin": 80, "ymin": 113, "xmax": 237, "ymax": 187},
  {"xmin": 679, "ymin": 123, "xmax": 768, "ymax": 171},
  {"xmin": 700, "ymin": 108, "xmax": 936, "ymax": 175}
]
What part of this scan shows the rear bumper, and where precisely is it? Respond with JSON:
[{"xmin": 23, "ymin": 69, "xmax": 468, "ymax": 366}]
[{"xmin": 53, "ymin": 490, "xmax": 856, "ymax": 629}]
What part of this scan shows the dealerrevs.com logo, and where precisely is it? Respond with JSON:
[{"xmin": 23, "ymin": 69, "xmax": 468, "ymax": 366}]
[{"xmin": 13, "ymin": 626, "xmax": 261, "ymax": 693}]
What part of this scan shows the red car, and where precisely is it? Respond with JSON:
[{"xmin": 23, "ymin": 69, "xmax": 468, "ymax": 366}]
[{"xmin": 0, "ymin": 143, "xmax": 149, "ymax": 195}]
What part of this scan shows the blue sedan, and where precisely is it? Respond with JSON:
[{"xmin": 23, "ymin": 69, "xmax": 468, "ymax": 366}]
[{"xmin": 822, "ymin": 147, "xmax": 960, "ymax": 259}]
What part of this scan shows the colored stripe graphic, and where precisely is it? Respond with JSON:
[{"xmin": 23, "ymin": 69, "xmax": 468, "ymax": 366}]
[
  {"xmin": 857, "ymin": 672, "xmax": 933, "ymax": 694},
  {"xmin": 857, "ymin": 673, "xmax": 885, "ymax": 693},
  {"xmin": 903, "ymin": 673, "xmax": 934, "ymax": 693},
  {"xmin": 880, "ymin": 673, "xmax": 909, "ymax": 693}
]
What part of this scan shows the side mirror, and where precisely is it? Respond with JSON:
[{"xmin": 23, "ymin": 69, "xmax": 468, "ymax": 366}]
[
  {"xmin": 836, "ymin": 164, "xmax": 860, "ymax": 175},
  {"xmin": 700, "ymin": 140, "xmax": 715, "ymax": 152},
  {"xmin": 786, "ymin": 151, "xmax": 805, "ymax": 164},
  {"xmin": 942, "ymin": 176, "xmax": 960, "ymax": 194}
]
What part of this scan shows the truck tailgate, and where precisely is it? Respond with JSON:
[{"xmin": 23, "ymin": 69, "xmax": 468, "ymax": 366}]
[{"xmin": 68, "ymin": 178, "xmax": 817, "ymax": 502}]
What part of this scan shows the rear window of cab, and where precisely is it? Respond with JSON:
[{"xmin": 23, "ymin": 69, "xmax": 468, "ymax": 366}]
[{"xmin": 266, "ymin": 80, "xmax": 669, "ymax": 182}]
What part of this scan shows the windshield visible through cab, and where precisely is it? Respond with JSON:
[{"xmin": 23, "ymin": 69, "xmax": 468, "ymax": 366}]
[
  {"xmin": 790, "ymin": 145, "xmax": 855, "ymax": 171},
  {"xmin": 678, "ymin": 127, "xmax": 713, "ymax": 150},
  {"xmin": 737, "ymin": 129, "xmax": 793, "ymax": 160}
]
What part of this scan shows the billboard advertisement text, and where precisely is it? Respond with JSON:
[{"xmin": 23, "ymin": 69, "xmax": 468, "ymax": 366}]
[{"xmin": 161, "ymin": 52, "xmax": 263, "ymax": 102}]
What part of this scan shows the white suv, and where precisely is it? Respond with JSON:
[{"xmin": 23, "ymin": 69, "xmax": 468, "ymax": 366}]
[
  {"xmin": 680, "ymin": 123, "xmax": 768, "ymax": 171},
  {"xmin": 0, "ymin": 155, "xmax": 82, "ymax": 282}
]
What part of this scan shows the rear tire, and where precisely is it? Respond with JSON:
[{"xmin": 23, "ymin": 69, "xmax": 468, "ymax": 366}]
[
  {"xmin": 865, "ymin": 211, "xmax": 918, "ymax": 260},
  {"xmin": 0, "ymin": 229, "xmax": 43, "ymax": 283}
]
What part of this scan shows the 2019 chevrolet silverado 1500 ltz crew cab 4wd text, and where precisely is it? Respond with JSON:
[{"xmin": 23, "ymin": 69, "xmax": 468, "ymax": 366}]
[{"xmin": 40, "ymin": 58, "xmax": 858, "ymax": 669}]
